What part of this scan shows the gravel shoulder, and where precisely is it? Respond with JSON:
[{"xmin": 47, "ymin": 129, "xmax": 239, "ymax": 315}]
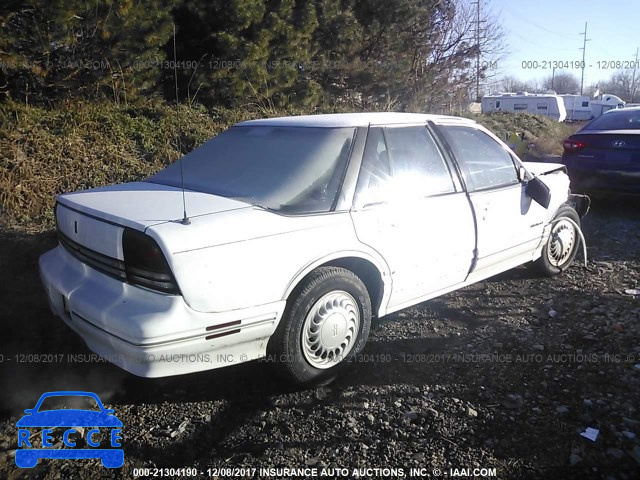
[{"xmin": 0, "ymin": 197, "xmax": 638, "ymax": 480}]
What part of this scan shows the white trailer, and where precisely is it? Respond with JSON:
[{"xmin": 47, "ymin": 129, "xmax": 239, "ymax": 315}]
[
  {"xmin": 561, "ymin": 94, "xmax": 626, "ymax": 120},
  {"xmin": 560, "ymin": 95, "xmax": 593, "ymax": 121},
  {"xmin": 481, "ymin": 92, "xmax": 567, "ymax": 122}
]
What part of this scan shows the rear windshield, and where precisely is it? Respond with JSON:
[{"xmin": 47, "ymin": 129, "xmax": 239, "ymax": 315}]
[
  {"xmin": 582, "ymin": 110, "xmax": 640, "ymax": 131},
  {"xmin": 149, "ymin": 126, "xmax": 355, "ymax": 214}
]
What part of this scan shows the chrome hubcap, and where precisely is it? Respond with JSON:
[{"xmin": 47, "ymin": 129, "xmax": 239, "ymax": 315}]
[
  {"xmin": 548, "ymin": 219, "xmax": 576, "ymax": 266},
  {"xmin": 302, "ymin": 291, "xmax": 360, "ymax": 369}
]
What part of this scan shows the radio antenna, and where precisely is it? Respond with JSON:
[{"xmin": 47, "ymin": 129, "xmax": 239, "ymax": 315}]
[{"xmin": 173, "ymin": 23, "xmax": 190, "ymax": 225}]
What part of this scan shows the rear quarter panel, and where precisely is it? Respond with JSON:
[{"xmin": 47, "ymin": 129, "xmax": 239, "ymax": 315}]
[{"xmin": 148, "ymin": 210, "xmax": 390, "ymax": 313}]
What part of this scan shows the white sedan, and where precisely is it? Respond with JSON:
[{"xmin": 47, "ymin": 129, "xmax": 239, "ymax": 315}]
[{"xmin": 39, "ymin": 113, "xmax": 589, "ymax": 384}]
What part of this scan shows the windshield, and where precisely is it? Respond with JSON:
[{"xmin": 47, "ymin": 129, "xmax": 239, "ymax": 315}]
[
  {"xmin": 582, "ymin": 110, "xmax": 640, "ymax": 131},
  {"xmin": 148, "ymin": 126, "xmax": 356, "ymax": 213}
]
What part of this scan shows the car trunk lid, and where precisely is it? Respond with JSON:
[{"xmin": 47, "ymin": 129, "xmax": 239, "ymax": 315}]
[
  {"xmin": 56, "ymin": 181, "xmax": 250, "ymax": 260},
  {"xmin": 570, "ymin": 132, "xmax": 640, "ymax": 167},
  {"xmin": 574, "ymin": 131, "xmax": 640, "ymax": 151}
]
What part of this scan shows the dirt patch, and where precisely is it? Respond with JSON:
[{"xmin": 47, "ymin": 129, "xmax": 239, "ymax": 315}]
[{"xmin": 0, "ymin": 198, "xmax": 638, "ymax": 480}]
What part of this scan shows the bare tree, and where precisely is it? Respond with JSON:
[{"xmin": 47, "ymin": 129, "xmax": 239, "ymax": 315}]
[
  {"xmin": 541, "ymin": 72, "xmax": 580, "ymax": 94},
  {"xmin": 498, "ymin": 75, "xmax": 533, "ymax": 93},
  {"xmin": 597, "ymin": 70, "xmax": 636, "ymax": 102},
  {"xmin": 416, "ymin": 0, "xmax": 506, "ymax": 110}
]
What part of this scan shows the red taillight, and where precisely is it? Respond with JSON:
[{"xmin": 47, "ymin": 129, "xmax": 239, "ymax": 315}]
[
  {"xmin": 122, "ymin": 228, "xmax": 180, "ymax": 294},
  {"xmin": 563, "ymin": 139, "xmax": 587, "ymax": 152}
]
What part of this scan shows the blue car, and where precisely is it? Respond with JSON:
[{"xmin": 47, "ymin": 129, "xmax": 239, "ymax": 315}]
[
  {"xmin": 562, "ymin": 107, "xmax": 640, "ymax": 194},
  {"xmin": 15, "ymin": 391, "xmax": 123, "ymax": 468}
]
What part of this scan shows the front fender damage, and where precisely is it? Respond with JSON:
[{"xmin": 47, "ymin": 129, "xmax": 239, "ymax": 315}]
[{"xmin": 566, "ymin": 194, "xmax": 591, "ymax": 218}]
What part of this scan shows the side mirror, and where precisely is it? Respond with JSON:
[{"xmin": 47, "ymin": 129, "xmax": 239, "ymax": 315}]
[{"xmin": 526, "ymin": 176, "xmax": 551, "ymax": 209}]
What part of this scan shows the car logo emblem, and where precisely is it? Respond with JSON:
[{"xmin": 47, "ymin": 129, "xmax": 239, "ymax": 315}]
[{"xmin": 613, "ymin": 140, "xmax": 626, "ymax": 148}]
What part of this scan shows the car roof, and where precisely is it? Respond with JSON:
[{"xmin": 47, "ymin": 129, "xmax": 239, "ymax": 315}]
[
  {"xmin": 235, "ymin": 112, "xmax": 476, "ymax": 128},
  {"xmin": 604, "ymin": 106, "xmax": 640, "ymax": 113}
]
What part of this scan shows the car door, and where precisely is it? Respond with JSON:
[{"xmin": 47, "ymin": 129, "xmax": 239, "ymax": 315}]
[
  {"xmin": 350, "ymin": 125, "xmax": 476, "ymax": 310},
  {"xmin": 435, "ymin": 123, "xmax": 547, "ymax": 278}
]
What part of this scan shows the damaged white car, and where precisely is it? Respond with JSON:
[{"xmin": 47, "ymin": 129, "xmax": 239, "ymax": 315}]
[{"xmin": 39, "ymin": 113, "xmax": 589, "ymax": 384}]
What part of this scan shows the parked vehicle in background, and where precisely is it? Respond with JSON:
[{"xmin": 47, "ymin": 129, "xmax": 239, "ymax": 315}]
[
  {"xmin": 590, "ymin": 94, "xmax": 626, "ymax": 118},
  {"xmin": 39, "ymin": 113, "xmax": 589, "ymax": 385},
  {"xmin": 481, "ymin": 92, "xmax": 567, "ymax": 122},
  {"xmin": 560, "ymin": 94, "xmax": 625, "ymax": 121},
  {"xmin": 560, "ymin": 95, "xmax": 593, "ymax": 121},
  {"xmin": 562, "ymin": 107, "xmax": 640, "ymax": 194}
]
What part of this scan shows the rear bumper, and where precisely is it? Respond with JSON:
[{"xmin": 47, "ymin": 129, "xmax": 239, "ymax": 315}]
[
  {"xmin": 39, "ymin": 246, "xmax": 285, "ymax": 377},
  {"xmin": 562, "ymin": 154, "xmax": 640, "ymax": 194},
  {"xmin": 563, "ymin": 167, "xmax": 640, "ymax": 194}
]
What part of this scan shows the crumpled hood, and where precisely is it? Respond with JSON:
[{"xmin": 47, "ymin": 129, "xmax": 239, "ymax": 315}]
[{"xmin": 523, "ymin": 161, "xmax": 567, "ymax": 177}]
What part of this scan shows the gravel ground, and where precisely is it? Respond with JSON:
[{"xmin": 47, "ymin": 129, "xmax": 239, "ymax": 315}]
[{"xmin": 0, "ymin": 197, "xmax": 638, "ymax": 480}]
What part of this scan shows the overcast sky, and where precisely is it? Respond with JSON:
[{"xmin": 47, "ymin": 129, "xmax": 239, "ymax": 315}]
[{"xmin": 487, "ymin": 0, "xmax": 639, "ymax": 89}]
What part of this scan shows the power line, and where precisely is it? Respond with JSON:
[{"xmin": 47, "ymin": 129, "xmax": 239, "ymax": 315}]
[{"xmin": 497, "ymin": 4, "xmax": 573, "ymax": 40}]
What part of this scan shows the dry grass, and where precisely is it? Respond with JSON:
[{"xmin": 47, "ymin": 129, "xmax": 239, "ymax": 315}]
[
  {"xmin": 0, "ymin": 101, "xmax": 267, "ymax": 231},
  {"xmin": 462, "ymin": 112, "xmax": 581, "ymax": 156}
]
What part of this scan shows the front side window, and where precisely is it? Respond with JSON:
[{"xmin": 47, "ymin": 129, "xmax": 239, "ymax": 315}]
[
  {"xmin": 440, "ymin": 126, "xmax": 518, "ymax": 191},
  {"xmin": 149, "ymin": 126, "xmax": 356, "ymax": 213}
]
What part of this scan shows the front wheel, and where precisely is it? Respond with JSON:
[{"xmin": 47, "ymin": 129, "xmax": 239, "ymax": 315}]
[
  {"xmin": 268, "ymin": 267, "xmax": 371, "ymax": 385},
  {"xmin": 532, "ymin": 205, "xmax": 581, "ymax": 276}
]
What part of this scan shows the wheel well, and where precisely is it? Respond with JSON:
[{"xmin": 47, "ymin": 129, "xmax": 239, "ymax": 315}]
[
  {"xmin": 566, "ymin": 194, "xmax": 591, "ymax": 218},
  {"xmin": 323, "ymin": 257, "xmax": 385, "ymax": 317}
]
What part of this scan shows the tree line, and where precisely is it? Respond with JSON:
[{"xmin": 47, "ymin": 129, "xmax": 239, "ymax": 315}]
[{"xmin": 0, "ymin": 0, "xmax": 503, "ymax": 111}]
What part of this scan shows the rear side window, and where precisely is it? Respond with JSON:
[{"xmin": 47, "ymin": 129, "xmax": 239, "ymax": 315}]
[
  {"xmin": 440, "ymin": 126, "xmax": 518, "ymax": 191},
  {"xmin": 384, "ymin": 126, "xmax": 455, "ymax": 196},
  {"xmin": 354, "ymin": 127, "xmax": 390, "ymax": 205},
  {"xmin": 582, "ymin": 110, "xmax": 640, "ymax": 130}
]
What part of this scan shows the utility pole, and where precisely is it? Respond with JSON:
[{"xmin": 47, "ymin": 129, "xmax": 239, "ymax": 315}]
[
  {"xmin": 631, "ymin": 47, "xmax": 639, "ymax": 103},
  {"xmin": 476, "ymin": 0, "xmax": 480, "ymax": 101},
  {"xmin": 471, "ymin": 0, "xmax": 485, "ymax": 101},
  {"xmin": 579, "ymin": 22, "xmax": 590, "ymax": 95}
]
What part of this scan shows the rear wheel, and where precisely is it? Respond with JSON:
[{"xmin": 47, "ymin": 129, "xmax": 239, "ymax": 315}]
[
  {"xmin": 532, "ymin": 205, "xmax": 581, "ymax": 276},
  {"xmin": 268, "ymin": 267, "xmax": 371, "ymax": 385}
]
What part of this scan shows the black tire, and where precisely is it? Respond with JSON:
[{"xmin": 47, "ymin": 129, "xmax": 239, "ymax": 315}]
[
  {"xmin": 531, "ymin": 205, "xmax": 581, "ymax": 276},
  {"xmin": 267, "ymin": 266, "xmax": 371, "ymax": 385}
]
